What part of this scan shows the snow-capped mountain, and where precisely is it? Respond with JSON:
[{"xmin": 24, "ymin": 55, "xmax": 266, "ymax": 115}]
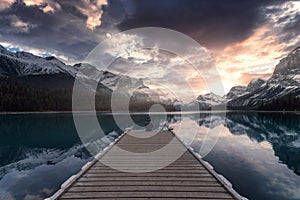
[
  {"xmin": 189, "ymin": 47, "xmax": 300, "ymax": 110},
  {"xmin": 74, "ymin": 63, "xmax": 176, "ymax": 103},
  {"xmin": 0, "ymin": 45, "xmax": 76, "ymax": 78},
  {"xmin": 0, "ymin": 45, "xmax": 113, "ymax": 91},
  {"xmin": 186, "ymin": 79, "xmax": 266, "ymax": 110},
  {"xmin": 225, "ymin": 78, "xmax": 266, "ymax": 100},
  {"xmin": 74, "ymin": 63, "xmax": 148, "ymax": 91},
  {"xmin": 197, "ymin": 92, "xmax": 227, "ymax": 106},
  {"xmin": 0, "ymin": 45, "xmax": 147, "ymax": 91},
  {"xmin": 227, "ymin": 47, "xmax": 300, "ymax": 109},
  {"xmin": 225, "ymin": 86, "xmax": 248, "ymax": 100},
  {"xmin": 247, "ymin": 78, "xmax": 266, "ymax": 92},
  {"xmin": 0, "ymin": 45, "xmax": 175, "ymax": 104},
  {"xmin": 186, "ymin": 92, "xmax": 227, "ymax": 110}
]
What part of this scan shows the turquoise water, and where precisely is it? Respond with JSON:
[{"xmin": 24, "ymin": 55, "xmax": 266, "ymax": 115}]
[{"xmin": 0, "ymin": 112, "xmax": 299, "ymax": 200}]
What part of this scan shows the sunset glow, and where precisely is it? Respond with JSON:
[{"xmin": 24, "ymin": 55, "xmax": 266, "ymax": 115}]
[{"xmin": 0, "ymin": 0, "xmax": 299, "ymax": 95}]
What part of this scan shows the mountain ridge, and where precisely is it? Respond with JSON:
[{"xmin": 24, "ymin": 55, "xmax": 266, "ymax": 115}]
[
  {"xmin": 192, "ymin": 47, "xmax": 300, "ymax": 110},
  {"xmin": 1, "ymin": 44, "xmax": 299, "ymax": 111},
  {"xmin": 0, "ymin": 45, "xmax": 176, "ymax": 109}
]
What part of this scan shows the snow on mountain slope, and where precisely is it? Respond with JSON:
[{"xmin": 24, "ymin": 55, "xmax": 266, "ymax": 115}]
[
  {"xmin": 247, "ymin": 78, "xmax": 266, "ymax": 92},
  {"xmin": 185, "ymin": 77, "xmax": 267, "ymax": 110},
  {"xmin": 226, "ymin": 86, "xmax": 248, "ymax": 100},
  {"xmin": 293, "ymin": 74, "xmax": 300, "ymax": 83},
  {"xmin": 74, "ymin": 62, "xmax": 177, "ymax": 104},
  {"xmin": 0, "ymin": 45, "xmax": 76, "ymax": 77},
  {"xmin": 225, "ymin": 78, "xmax": 266, "ymax": 100},
  {"xmin": 186, "ymin": 47, "xmax": 300, "ymax": 110},
  {"xmin": 273, "ymin": 47, "xmax": 300, "ymax": 75},
  {"xmin": 185, "ymin": 92, "xmax": 227, "ymax": 110},
  {"xmin": 74, "ymin": 63, "xmax": 163, "ymax": 102},
  {"xmin": 0, "ymin": 45, "xmax": 176, "ymax": 104},
  {"xmin": 0, "ymin": 46, "xmax": 145, "ymax": 92},
  {"xmin": 227, "ymin": 47, "xmax": 300, "ymax": 109},
  {"xmin": 197, "ymin": 92, "xmax": 226, "ymax": 105}
]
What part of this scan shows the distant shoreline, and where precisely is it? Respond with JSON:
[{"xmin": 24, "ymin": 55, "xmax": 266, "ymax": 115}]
[
  {"xmin": 0, "ymin": 110, "xmax": 300, "ymax": 115},
  {"xmin": 0, "ymin": 111, "xmax": 109, "ymax": 115}
]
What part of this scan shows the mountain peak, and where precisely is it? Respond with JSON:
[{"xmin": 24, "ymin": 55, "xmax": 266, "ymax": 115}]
[
  {"xmin": 0, "ymin": 45, "xmax": 9, "ymax": 54},
  {"xmin": 0, "ymin": 44, "xmax": 5, "ymax": 50},
  {"xmin": 291, "ymin": 47, "xmax": 300, "ymax": 54},
  {"xmin": 197, "ymin": 92, "xmax": 225, "ymax": 103},
  {"xmin": 247, "ymin": 78, "xmax": 266, "ymax": 92},
  {"xmin": 45, "ymin": 56, "xmax": 57, "ymax": 60},
  {"xmin": 16, "ymin": 51, "xmax": 36, "ymax": 59},
  {"xmin": 273, "ymin": 47, "xmax": 300, "ymax": 75},
  {"xmin": 248, "ymin": 78, "xmax": 265, "ymax": 84},
  {"xmin": 226, "ymin": 85, "xmax": 247, "ymax": 99}
]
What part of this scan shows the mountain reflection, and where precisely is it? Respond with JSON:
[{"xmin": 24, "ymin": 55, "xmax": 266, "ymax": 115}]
[
  {"xmin": 172, "ymin": 112, "xmax": 300, "ymax": 176},
  {"xmin": 0, "ymin": 112, "xmax": 299, "ymax": 200}
]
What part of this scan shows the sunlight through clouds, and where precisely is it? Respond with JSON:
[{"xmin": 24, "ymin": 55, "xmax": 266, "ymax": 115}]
[
  {"xmin": 99, "ymin": 32, "xmax": 215, "ymax": 99},
  {"xmin": 23, "ymin": 0, "xmax": 61, "ymax": 13},
  {"xmin": 214, "ymin": 26, "xmax": 285, "ymax": 86},
  {"xmin": 0, "ymin": 1, "xmax": 299, "ymax": 95}
]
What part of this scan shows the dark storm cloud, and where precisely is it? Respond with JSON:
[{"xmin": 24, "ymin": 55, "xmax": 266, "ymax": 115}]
[
  {"xmin": 100, "ymin": 0, "xmax": 126, "ymax": 28},
  {"xmin": 261, "ymin": 1, "xmax": 300, "ymax": 53},
  {"xmin": 0, "ymin": 0, "xmax": 292, "ymax": 62},
  {"xmin": 0, "ymin": 0, "xmax": 115, "ymax": 61},
  {"xmin": 281, "ymin": 14, "xmax": 300, "ymax": 51},
  {"xmin": 117, "ymin": 0, "xmax": 283, "ymax": 50},
  {"xmin": 58, "ymin": 2, "xmax": 87, "ymax": 20}
]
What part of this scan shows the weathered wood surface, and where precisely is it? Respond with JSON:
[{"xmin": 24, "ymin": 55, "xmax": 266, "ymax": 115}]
[{"xmin": 55, "ymin": 130, "xmax": 239, "ymax": 199}]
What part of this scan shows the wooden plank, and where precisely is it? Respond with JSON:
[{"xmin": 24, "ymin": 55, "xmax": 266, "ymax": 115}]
[
  {"xmin": 90, "ymin": 166, "xmax": 207, "ymax": 170},
  {"xmin": 99, "ymin": 155, "xmax": 196, "ymax": 160},
  {"xmin": 82, "ymin": 174, "xmax": 213, "ymax": 178},
  {"xmin": 67, "ymin": 185, "xmax": 227, "ymax": 192},
  {"xmin": 60, "ymin": 198, "xmax": 234, "ymax": 200},
  {"xmin": 76, "ymin": 177, "xmax": 219, "ymax": 182},
  {"xmin": 94, "ymin": 162, "xmax": 202, "ymax": 166},
  {"xmin": 72, "ymin": 181, "xmax": 222, "ymax": 187},
  {"xmin": 60, "ymin": 191, "xmax": 234, "ymax": 199},
  {"xmin": 87, "ymin": 168, "xmax": 208, "ymax": 171},
  {"xmin": 54, "ymin": 130, "xmax": 238, "ymax": 200},
  {"xmin": 87, "ymin": 169, "xmax": 210, "ymax": 174}
]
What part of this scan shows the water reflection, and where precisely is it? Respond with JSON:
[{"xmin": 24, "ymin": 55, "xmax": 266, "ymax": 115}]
[
  {"xmin": 0, "ymin": 112, "xmax": 299, "ymax": 200},
  {"xmin": 191, "ymin": 112, "xmax": 300, "ymax": 175},
  {"xmin": 170, "ymin": 112, "xmax": 300, "ymax": 200},
  {"xmin": 0, "ymin": 113, "xmax": 134, "ymax": 200},
  {"xmin": 0, "ymin": 113, "xmax": 168, "ymax": 200}
]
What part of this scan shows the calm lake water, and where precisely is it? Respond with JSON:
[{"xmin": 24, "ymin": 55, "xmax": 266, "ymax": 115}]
[{"xmin": 0, "ymin": 112, "xmax": 299, "ymax": 200}]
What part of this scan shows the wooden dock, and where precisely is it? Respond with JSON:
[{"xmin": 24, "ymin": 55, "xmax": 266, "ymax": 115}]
[{"xmin": 48, "ymin": 130, "xmax": 245, "ymax": 200}]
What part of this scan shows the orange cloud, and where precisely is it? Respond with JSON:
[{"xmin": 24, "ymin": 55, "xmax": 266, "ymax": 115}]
[
  {"xmin": 22, "ymin": 0, "xmax": 107, "ymax": 29},
  {"xmin": 0, "ymin": 0, "xmax": 14, "ymax": 11},
  {"xmin": 213, "ymin": 26, "xmax": 288, "ymax": 91},
  {"xmin": 8, "ymin": 14, "xmax": 36, "ymax": 33},
  {"xmin": 77, "ymin": 0, "xmax": 108, "ymax": 30},
  {"xmin": 23, "ymin": 0, "xmax": 61, "ymax": 13}
]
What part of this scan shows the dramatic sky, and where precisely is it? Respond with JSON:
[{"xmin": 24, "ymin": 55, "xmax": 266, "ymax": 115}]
[{"xmin": 0, "ymin": 0, "xmax": 300, "ymax": 96}]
